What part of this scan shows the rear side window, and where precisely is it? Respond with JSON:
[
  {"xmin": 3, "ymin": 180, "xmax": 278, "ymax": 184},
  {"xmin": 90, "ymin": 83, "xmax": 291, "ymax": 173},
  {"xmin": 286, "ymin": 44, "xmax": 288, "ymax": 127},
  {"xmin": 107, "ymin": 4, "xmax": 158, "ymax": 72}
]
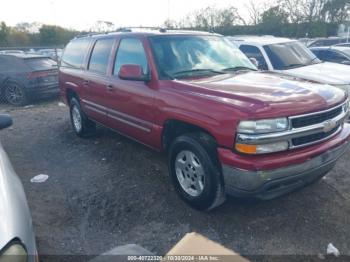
[
  {"xmin": 113, "ymin": 38, "xmax": 148, "ymax": 75},
  {"xmin": 25, "ymin": 58, "xmax": 57, "ymax": 71},
  {"xmin": 88, "ymin": 38, "xmax": 115, "ymax": 74},
  {"xmin": 61, "ymin": 39, "xmax": 90, "ymax": 68}
]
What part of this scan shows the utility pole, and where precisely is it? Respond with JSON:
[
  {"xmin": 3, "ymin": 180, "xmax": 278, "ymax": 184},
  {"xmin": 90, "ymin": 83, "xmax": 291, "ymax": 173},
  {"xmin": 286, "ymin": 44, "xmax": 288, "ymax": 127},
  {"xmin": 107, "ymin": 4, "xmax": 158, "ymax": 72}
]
[{"xmin": 168, "ymin": 0, "xmax": 170, "ymax": 21}]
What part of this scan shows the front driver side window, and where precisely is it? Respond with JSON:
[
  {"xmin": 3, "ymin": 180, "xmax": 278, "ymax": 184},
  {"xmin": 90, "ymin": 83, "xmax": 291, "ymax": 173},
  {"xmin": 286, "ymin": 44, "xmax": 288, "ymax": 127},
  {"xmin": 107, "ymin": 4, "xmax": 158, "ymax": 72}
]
[
  {"xmin": 114, "ymin": 38, "xmax": 148, "ymax": 75},
  {"xmin": 239, "ymin": 45, "xmax": 268, "ymax": 70}
]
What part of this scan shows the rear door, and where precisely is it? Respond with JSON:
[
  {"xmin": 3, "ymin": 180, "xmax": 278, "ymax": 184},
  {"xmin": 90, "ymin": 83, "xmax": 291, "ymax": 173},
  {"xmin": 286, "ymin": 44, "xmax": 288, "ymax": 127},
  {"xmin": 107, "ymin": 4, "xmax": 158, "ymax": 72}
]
[
  {"xmin": 105, "ymin": 37, "xmax": 157, "ymax": 147},
  {"xmin": 81, "ymin": 37, "xmax": 116, "ymax": 125}
]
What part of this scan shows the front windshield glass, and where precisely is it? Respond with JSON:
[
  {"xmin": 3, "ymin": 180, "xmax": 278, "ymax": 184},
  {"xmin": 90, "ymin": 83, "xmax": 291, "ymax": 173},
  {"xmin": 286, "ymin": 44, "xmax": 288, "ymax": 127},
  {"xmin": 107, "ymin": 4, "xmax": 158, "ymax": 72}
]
[
  {"xmin": 264, "ymin": 41, "xmax": 321, "ymax": 70},
  {"xmin": 149, "ymin": 35, "xmax": 256, "ymax": 79}
]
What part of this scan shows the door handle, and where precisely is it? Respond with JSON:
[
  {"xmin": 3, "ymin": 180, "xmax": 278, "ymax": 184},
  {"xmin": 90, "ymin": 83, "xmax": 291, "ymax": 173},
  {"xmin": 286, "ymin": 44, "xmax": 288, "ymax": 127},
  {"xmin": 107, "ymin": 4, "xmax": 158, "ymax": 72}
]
[
  {"xmin": 83, "ymin": 80, "xmax": 90, "ymax": 86},
  {"xmin": 106, "ymin": 84, "xmax": 114, "ymax": 90}
]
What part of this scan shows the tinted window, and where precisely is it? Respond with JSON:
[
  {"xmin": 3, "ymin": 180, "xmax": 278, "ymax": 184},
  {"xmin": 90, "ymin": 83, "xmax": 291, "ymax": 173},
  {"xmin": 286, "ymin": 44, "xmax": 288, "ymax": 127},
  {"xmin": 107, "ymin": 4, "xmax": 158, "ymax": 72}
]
[
  {"xmin": 61, "ymin": 39, "xmax": 90, "ymax": 68},
  {"xmin": 0, "ymin": 56, "xmax": 30, "ymax": 72},
  {"xmin": 239, "ymin": 45, "xmax": 268, "ymax": 70},
  {"xmin": 114, "ymin": 38, "xmax": 148, "ymax": 75},
  {"xmin": 264, "ymin": 41, "xmax": 320, "ymax": 70},
  {"xmin": 324, "ymin": 50, "xmax": 347, "ymax": 63},
  {"xmin": 311, "ymin": 49, "xmax": 322, "ymax": 59},
  {"xmin": 25, "ymin": 58, "xmax": 57, "ymax": 71},
  {"xmin": 88, "ymin": 38, "xmax": 115, "ymax": 74}
]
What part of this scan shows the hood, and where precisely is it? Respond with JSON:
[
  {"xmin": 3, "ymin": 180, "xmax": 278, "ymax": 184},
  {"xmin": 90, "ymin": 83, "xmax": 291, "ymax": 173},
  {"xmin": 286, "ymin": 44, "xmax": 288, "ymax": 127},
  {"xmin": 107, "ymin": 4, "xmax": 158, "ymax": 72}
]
[
  {"xmin": 280, "ymin": 62, "xmax": 350, "ymax": 85},
  {"xmin": 178, "ymin": 71, "xmax": 346, "ymax": 118}
]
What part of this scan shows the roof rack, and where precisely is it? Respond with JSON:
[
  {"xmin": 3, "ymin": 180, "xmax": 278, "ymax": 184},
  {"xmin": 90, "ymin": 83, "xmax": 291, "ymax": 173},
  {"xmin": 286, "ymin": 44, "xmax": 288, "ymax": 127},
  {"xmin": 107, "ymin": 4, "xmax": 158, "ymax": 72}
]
[
  {"xmin": 112, "ymin": 27, "xmax": 217, "ymax": 35},
  {"xmin": 114, "ymin": 27, "xmax": 167, "ymax": 33},
  {"xmin": 74, "ymin": 32, "xmax": 102, "ymax": 39},
  {"xmin": 73, "ymin": 27, "xmax": 219, "ymax": 39}
]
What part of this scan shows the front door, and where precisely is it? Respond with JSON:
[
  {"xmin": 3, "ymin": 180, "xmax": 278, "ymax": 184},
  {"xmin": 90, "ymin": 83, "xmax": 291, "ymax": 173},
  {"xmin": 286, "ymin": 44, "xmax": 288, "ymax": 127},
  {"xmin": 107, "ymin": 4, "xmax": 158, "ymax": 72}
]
[{"xmin": 105, "ymin": 37, "xmax": 157, "ymax": 147}]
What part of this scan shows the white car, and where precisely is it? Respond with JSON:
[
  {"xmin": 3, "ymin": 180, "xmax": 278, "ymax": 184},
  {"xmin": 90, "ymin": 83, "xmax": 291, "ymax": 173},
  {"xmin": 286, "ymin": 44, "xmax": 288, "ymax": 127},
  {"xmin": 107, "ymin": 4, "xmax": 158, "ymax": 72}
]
[
  {"xmin": 229, "ymin": 36, "xmax": 350, "ymax": 93},
  {"xmin": 0, "ymin": 115, "xmax": 38, "ymax": 262}
]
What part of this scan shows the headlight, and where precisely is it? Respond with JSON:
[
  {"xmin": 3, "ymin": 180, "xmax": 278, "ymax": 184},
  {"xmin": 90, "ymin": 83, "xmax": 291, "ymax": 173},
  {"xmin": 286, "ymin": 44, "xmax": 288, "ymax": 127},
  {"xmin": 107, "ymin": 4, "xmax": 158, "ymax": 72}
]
[
  {"xmin": 0, "ymin": 242, "xmax": 27, "ymax": 262},
  {"xmin": 237, "ymin": 117, "xmax": 288, "ymax": 134}
]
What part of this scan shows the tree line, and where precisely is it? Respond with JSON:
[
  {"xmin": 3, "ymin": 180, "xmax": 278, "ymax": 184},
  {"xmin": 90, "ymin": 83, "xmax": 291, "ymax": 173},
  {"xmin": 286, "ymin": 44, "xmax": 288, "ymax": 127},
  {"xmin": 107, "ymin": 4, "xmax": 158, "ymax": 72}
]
[
  {"xmin": 165, "ymin": 0, "xmax": 350, "ymax": 37},
  {"xmin": 0, "ymin": 0, "xmax": 349, "ymax": 47},
  {"xmin": 0, "ymin": 23, "xmax": 79, "ymax": 47}
]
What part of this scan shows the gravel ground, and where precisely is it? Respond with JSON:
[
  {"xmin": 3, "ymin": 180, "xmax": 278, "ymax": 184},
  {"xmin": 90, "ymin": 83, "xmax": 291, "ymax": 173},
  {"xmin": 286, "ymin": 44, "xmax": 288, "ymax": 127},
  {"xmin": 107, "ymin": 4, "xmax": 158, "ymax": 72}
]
[{"xmin": 1, "ymin": 100, "xmax": 350, "ymax": 261}]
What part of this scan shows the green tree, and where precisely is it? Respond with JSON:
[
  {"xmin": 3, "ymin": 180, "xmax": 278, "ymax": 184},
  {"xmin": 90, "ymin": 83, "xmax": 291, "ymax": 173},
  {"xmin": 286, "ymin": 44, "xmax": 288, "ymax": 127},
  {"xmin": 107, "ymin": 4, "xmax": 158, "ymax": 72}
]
[
  {"xmin": 0, "ymin": 22, "xmax": 9, "ymax": 46},
  {"xmin": 260, "ymin": 6, "xmax": 289, "ymax": 35}
]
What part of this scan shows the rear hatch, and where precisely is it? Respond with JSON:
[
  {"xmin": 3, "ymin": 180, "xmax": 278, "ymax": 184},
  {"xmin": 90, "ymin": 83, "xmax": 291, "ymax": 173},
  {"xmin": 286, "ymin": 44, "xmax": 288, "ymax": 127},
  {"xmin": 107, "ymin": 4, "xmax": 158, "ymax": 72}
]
[{"xmin": 24, "ymin": 57, "xmax": 58, "ymax": 84}]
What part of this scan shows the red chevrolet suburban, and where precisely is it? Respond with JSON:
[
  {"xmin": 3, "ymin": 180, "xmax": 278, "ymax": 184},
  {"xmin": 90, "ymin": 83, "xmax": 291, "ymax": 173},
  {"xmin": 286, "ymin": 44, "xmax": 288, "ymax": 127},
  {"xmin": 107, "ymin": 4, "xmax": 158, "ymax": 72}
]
[{"xmin": 59, "ymin": 29, "xmax": 350, "ymax": 210}]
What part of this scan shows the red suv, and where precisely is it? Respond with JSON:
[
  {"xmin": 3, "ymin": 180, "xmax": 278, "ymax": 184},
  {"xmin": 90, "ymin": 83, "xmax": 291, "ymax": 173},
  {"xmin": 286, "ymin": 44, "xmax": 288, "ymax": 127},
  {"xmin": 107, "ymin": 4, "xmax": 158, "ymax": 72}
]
[{"xmin": 59, "ymin": 29, "xmax": 350, "ymax": 211}]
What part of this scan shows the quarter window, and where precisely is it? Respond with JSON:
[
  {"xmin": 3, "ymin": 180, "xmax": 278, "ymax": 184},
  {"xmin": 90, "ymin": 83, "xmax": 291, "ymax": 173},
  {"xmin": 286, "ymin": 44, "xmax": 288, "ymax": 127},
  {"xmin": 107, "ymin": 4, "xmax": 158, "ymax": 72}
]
[
  {"xmin": 114, "ymin": 38, "xmax": 148, "ymax": 75},
  {"xmin": 88, "ymin": 38, "xmax": 115, "ymax": 74},
  {"xmin": 61, "ymin": 38, "xmax": 90, "ymax": 68}
]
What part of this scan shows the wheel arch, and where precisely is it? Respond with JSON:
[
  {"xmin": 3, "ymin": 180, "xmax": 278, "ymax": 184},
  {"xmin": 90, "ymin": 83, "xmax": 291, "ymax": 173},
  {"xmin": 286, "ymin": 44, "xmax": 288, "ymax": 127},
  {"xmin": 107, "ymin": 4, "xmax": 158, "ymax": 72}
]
[
  {"xmin": 162, "ymin": 119, "xmax": 218, "ymax": 153},
  {"xmin": 66, "ymin": 88, "xmax": 79, "ymax": 103}
]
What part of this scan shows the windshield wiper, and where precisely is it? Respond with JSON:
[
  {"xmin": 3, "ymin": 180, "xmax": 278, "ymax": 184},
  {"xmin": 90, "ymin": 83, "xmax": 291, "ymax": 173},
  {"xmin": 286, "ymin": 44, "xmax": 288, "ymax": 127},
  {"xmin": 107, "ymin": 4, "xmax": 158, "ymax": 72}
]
[
  {"xmin": 222, "ymin": 66, "xmax": 257, "ymax": 72},
  {"xmin": 173, "ymin": 69, "xmax": 225, "ymax": 78}
]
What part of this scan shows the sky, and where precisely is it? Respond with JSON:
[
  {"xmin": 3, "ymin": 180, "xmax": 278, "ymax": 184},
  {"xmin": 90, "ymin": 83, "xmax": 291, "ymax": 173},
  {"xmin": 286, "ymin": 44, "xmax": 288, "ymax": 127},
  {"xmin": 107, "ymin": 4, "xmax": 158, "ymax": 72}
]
[{"xmin": 1, "ymin": 0, "xmax": 262, "ymax": 31}]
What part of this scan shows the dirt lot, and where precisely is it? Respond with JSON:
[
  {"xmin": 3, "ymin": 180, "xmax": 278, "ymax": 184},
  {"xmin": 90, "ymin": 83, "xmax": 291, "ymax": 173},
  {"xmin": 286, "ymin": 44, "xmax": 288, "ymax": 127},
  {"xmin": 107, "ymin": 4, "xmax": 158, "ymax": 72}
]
[{"xmin": 1, "ymin": 100, "xmax": 350, "ymax": 261}]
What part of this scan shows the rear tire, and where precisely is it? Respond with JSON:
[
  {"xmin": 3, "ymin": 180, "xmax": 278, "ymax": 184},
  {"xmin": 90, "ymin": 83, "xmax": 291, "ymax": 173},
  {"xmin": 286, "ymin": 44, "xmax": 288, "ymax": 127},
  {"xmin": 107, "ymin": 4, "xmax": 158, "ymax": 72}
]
[
  {"xmin": 69, "ymin": 97, "xmax": 96, "ymax": 137},
  {"xmin": 168, "ymin": 132, "xmax": 226, "ymax": 211},
  {"xmin": 3, "ymin": 81, "xmax": 28, "ymax": 106}
]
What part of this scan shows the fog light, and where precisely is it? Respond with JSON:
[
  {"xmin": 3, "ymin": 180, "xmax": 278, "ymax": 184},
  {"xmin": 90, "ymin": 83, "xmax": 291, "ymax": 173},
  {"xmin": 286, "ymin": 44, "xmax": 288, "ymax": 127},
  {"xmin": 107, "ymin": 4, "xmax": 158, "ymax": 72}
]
[{"xmin": 236, "ymin": 141, "xmax": 289, "ymax": 154}]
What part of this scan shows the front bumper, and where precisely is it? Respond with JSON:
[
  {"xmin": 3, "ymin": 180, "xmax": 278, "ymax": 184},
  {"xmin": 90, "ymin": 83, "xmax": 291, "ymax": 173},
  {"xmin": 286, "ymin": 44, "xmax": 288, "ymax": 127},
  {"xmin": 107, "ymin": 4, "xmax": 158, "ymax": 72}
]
[{"xmin": 221, "ymin": 126, "xmax": 350, "ymax": 200}]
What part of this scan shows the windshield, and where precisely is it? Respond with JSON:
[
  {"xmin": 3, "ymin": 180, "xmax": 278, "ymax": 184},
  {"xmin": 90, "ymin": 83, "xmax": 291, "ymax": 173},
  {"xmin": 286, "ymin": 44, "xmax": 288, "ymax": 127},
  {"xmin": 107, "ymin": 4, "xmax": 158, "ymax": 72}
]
[
  {"xmin": 149, "ymin": 35, "xmax": 256, "ymax": 79},
  {"xmin": 264, "ymin": 41, "xmax": 321, "ymax": 70}
]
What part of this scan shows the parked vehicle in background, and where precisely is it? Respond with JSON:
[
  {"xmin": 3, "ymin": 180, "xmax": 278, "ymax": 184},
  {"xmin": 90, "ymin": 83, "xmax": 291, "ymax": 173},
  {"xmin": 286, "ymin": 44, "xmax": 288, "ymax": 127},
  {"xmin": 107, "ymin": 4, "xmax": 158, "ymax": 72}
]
[
  {"xmin": 37, "ymin": 48, "xmax": 63, "ymax": 62},
  {"xmin": 0, "ymin": 50, "xmax": 25, "ymax": 55},
  {"xmin": 230, "ymin": 36, "xmax": 350, "ymax": 94},
  {"xmin": 335, "ymin": 43, "xmax": 350, "ymax": 47},
  {"xmin": 60, "ymin": 29, "xmax": 350, "ymax": 211},
  {"xmin": 0, "ymin": 114, "xmax": 38, "ymax": 262},
  {"xmin": 307, "ymin": 37, "xmax": 348, "ymax": 47},
  {"xmin": 0, "ymin": 53, "xmax": 59, "ymax": 106},
  {"xmin": 310, "ymin": 46, "xmax": 350, "ymax": 65}
]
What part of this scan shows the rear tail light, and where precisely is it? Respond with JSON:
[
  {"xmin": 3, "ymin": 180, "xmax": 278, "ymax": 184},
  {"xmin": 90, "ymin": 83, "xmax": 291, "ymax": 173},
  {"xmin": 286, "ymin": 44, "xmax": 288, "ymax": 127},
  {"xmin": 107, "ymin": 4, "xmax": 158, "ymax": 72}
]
[{"xmin": 27, "ymin": 71, "xmax": 49, "ymax": 79}]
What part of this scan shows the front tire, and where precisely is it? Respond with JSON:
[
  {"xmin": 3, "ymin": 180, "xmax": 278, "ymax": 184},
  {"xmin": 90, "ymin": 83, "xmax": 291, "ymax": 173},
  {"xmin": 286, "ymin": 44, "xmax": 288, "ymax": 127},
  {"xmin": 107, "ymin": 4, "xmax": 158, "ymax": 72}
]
[
  {"xmin": 69, "ymin": 97, "xmax": 96, "ymax": 137},
  {"xmin": 168, "ymin": 132, "xmax": 226, "ymax": 211}
]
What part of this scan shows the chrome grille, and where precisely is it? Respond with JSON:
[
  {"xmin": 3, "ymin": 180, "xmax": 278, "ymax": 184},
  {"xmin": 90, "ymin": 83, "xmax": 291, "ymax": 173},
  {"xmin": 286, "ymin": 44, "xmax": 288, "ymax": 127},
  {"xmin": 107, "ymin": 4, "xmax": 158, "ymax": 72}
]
[
  {"xmin": 289, "ymin": 103, "xmax": 346, "ymax": 148},
  {"xmin": 291, "ymin": 106, "xmax": 343, "ymax": 128},
  {"xmin": 291, "ymin": 126, "xmax": 340, "ymax": 147}
]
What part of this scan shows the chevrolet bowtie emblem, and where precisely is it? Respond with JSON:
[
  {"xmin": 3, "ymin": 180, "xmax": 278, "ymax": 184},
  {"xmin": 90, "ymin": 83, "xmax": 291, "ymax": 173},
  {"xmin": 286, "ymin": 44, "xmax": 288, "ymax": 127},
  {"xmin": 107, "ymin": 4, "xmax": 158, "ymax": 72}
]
[{"xmin": 323, "ymin": 119, "xmax": 337, "ymax": 133}]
